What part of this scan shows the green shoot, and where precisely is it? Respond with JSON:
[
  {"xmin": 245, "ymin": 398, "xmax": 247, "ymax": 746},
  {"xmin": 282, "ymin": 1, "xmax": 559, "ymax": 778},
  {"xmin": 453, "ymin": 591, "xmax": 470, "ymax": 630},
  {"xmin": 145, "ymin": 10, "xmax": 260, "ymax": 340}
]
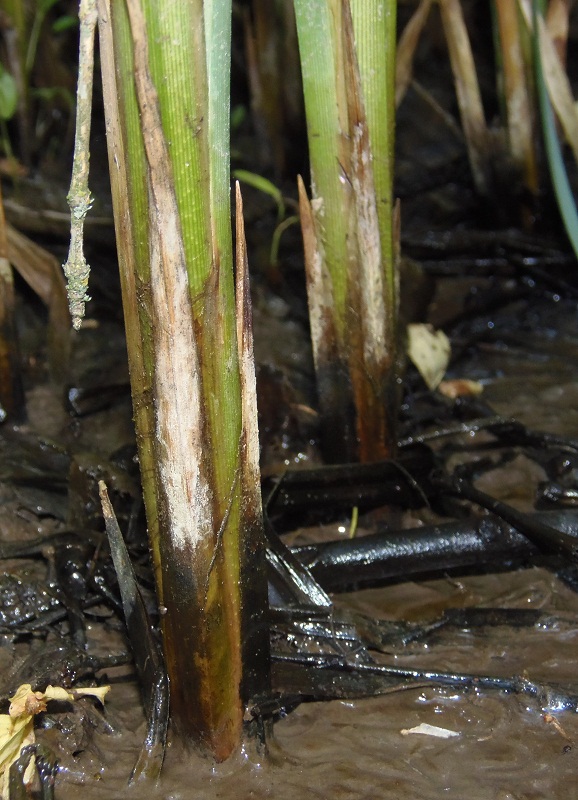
[{"xmin": 233, "ymin": 168, "xmax": 286, "ymax": 221}]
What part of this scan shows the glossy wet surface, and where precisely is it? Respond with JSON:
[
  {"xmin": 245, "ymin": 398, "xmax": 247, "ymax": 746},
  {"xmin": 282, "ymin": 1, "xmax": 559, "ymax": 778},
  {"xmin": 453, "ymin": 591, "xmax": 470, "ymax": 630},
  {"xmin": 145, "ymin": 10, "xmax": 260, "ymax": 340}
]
[
  {"xmin": 51, "ymin": 568, "xmax": 578, "ymax": 800},
  {"xmin": 2, "ymin": 199, "xmax": 577, "ymax": 800},
  {"xmin": 9, "ymin": 289, "xmax": 573, "ymax": 799}
]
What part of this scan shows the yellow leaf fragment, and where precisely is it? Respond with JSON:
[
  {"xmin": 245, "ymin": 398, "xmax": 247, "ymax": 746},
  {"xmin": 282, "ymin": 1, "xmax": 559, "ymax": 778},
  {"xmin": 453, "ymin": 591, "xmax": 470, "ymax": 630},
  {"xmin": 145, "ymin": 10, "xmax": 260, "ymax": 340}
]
[
  {"xmin": 0, "ymin": 688, "xmax": 37, "ymax": 800},
  {"xmin": 9, "ymin": 685, "xmax": 46, "ymax": 718},
  {"xmin": 438, "ymin": 378, "xmax": 483, "ymax": 399},
  {"xmin": 0, "ymin": 683, "xmax": 110, "ymax": 799},
  {"xmin": 0, "ymin": 711, "xmax": 34, "ymax": 764},
  {"xmin": 70, "ymin": 685, "xmax": 110, "ymax": 703},
  {"xmin": 43, "ymin": 685, "xmax": 75, "ymax": 703}
]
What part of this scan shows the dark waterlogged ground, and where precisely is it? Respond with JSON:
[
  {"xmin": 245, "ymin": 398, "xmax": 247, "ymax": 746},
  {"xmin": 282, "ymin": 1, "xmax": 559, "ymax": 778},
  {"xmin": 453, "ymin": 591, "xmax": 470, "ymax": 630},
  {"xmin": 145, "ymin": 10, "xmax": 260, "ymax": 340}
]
[
  {"xmin": 3, "ymin": 201, "xmax": 578, "ymax": 799},
  {"xmin": 3, "ymin": 10, "xmax": 578, "ymax": 798},
  {"xmin": 4, "ymin": 296, "xmax": 578, "ymax": 799}
]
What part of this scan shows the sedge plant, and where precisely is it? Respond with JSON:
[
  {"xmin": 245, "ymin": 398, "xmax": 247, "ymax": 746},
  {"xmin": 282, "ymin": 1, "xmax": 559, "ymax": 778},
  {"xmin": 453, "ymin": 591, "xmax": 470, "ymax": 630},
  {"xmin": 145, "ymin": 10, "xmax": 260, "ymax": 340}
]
[
  {"xmin": 244, "ymin": 0, "xmax": 303, "ymax": 176},
  {"xmin": 63, "ymin": 0, "xmax": 270, "ymax": 760},
  {"xmin": 492, "ymin": 0, "xmax": 578, "ymax": 252},
  {"xmin": 58, "ymin": 0, "xmax": 578, "ymax": 768},
  {"xmin": 294, "ymin": 0, "xmax": 399, "ymax": 464},
  {"xmin": 397, "ymin": 0, "xmax": 578, "ymax": 247}
]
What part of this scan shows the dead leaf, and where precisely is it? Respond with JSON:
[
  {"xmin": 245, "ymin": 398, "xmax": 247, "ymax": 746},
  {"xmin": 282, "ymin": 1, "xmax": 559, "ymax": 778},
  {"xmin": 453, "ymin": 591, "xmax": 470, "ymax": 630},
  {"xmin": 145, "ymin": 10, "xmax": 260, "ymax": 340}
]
[
  {"xmin": 401, "ymin": 722, "xmax": 460, "ymax": 738},
  {"xmin": 407, "ymin": 323, "xmax": 451, "ymax": 390}
]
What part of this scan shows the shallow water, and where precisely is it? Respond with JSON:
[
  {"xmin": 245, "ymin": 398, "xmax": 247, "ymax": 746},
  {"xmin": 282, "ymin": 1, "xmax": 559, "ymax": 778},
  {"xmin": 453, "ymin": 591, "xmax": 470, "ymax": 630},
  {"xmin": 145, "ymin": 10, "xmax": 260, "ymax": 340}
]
[
  {"xmin": 55, "ymin": 567, "xmax": 578, "ymax": 800},
  {"xmin": 0, "ymin": 272, "xmax": 570, "ymax": 799},
  {"xmin": 49, "ymin": 375, "xmax": 578, "ymax": 799}
]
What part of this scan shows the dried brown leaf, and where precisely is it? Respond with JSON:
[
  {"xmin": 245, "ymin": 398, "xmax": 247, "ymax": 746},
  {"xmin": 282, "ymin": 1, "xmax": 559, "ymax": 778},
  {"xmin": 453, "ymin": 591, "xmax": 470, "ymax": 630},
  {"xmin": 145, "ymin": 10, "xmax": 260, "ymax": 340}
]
[{"xmin": 396, "ymin": 0, "xmax": 434, "ymax": 107}]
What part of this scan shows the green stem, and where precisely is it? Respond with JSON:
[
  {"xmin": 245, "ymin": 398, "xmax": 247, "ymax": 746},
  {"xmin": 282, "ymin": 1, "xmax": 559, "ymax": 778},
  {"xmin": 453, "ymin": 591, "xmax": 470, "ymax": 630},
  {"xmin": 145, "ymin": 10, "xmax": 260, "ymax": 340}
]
[
  {"xmin": 350, "ymin": 0, "xmax": 397, "ymax": 329},
  {"xmin": 294, "ymin": 0, "xmax": 350, "ymax": 323},
  {"xmin": 295, "ymin": 0, "xmax": 398, "ymax": 461},
  {"xmin": 98, "ymin": 0, "xmax": 269, "ymax": 759}
]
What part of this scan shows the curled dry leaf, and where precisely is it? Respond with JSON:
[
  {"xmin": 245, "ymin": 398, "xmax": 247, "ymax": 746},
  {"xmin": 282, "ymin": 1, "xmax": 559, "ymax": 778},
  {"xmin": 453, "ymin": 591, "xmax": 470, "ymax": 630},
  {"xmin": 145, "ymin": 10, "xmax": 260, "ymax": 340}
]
[
  {"xmin": 407, "ymin": 323, "xmax": 451, "ymax": 390},
  {"xmin": 396, "ymin": 0, "xmax": 434, "ymax": 107},
  {"xmin": 6, "ymin": 222, "xmax": 71, "ymax": 382}
]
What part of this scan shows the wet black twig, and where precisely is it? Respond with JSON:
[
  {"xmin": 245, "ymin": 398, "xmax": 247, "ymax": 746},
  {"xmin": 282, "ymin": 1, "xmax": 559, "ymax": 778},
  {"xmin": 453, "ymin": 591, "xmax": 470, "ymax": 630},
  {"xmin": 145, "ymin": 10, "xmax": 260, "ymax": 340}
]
[
  {"xmin": 440, "ymin": 477, "xmax": 578, "ymax": 562},
  {"xmin": 271, "ymin": 652, "xmax": 578, "ymax": 712}
]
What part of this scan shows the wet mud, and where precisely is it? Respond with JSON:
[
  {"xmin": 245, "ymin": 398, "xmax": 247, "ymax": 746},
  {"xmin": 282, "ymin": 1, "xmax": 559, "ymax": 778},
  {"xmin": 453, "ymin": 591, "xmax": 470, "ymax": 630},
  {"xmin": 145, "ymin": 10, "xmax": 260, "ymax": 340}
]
[{"xmin": 2, "ymin": 288, "xmax": 577, "ymax": 798}]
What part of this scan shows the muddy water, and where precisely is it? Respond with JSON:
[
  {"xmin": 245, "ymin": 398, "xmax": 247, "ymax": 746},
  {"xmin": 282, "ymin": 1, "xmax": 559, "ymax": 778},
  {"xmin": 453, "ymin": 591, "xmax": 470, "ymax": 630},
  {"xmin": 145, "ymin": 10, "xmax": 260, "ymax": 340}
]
[
  {"xmin": 42, "ymin": 303, "xmax": 578, "ymax": 800},
  {"xmin": 54, "ymin": 567, "xmax": 578, "ymax": 800}
]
